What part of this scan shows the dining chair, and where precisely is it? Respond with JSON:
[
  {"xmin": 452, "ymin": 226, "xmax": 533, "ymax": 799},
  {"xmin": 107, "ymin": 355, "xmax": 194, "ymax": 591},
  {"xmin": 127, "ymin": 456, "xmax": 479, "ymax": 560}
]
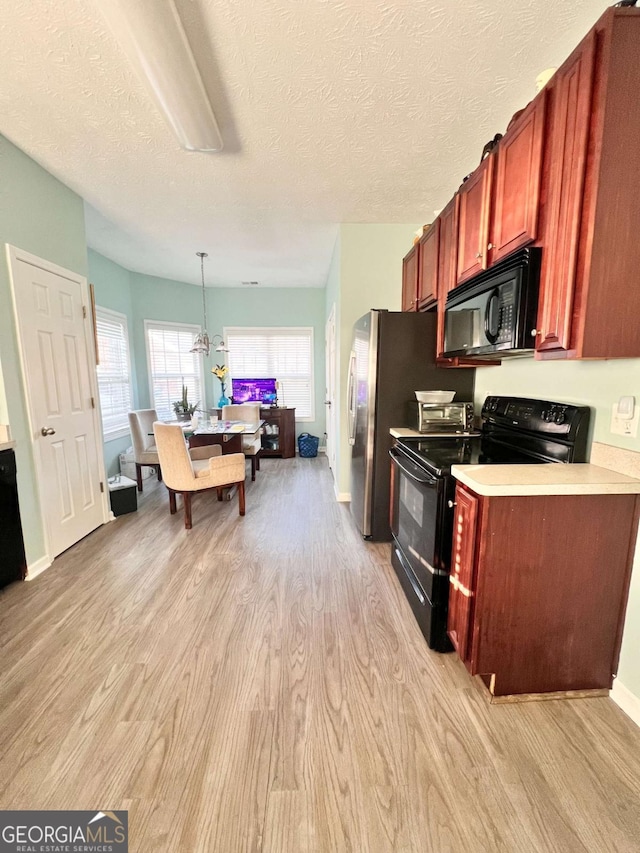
[
  {"xmin": 221, "ymin": 403, "xmax": 262, "ymax": 480},
  {"xmin": 128, "ymin": 409, "xmax": 162, "ymax": 491},
  {"xmin": 153, "ymin": 422, "xmax": 246, "ymax": 529}
]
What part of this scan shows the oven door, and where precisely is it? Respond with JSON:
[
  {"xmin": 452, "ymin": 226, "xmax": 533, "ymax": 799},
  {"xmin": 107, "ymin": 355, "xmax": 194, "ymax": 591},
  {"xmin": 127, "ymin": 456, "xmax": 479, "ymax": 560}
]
[{"xmin": 389, "ymin": 447, "xmax": 450, "ymax": 602}]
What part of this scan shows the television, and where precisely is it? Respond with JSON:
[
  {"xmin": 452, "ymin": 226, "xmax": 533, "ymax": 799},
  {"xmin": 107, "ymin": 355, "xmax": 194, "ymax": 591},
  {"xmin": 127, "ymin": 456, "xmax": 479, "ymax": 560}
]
[{"xmin": 231, "ymin": 378, "xmax": 277, "ymax": 406}]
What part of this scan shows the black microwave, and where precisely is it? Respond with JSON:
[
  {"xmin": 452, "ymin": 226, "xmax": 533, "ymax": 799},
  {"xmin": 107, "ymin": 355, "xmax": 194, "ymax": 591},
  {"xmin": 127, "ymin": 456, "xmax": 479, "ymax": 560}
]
[{"xmin": 443, "ymin": 247, "xmax": 541, "ymax": 360}]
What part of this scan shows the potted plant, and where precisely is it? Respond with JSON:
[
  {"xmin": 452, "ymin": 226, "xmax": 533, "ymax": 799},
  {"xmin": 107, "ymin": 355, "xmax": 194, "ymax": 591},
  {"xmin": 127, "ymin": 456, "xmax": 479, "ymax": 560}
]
[{"xmin": 172, "ymin": 383, "xmax": 199, "ymax": 422}]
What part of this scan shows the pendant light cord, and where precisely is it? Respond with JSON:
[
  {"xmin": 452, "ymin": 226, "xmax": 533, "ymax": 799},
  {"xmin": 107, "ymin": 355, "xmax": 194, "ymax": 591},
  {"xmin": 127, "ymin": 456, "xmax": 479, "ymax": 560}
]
[{"xmin": 198, "ymin": 251, "xmax": 208, "ymax": 333}]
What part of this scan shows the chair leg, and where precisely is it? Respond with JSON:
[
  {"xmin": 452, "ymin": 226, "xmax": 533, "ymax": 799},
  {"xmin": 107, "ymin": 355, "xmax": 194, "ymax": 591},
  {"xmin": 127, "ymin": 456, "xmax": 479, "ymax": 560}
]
[
  {"xmin": 157, "ymin": 465, "xmax": 162, "ymax": 482},
  {"xmin": 217, "ymin": 488, "xmax": 224, "ymax": 501},
  {"xmin": 237, "ymin": 481, "xmax": 246, "ymax": 516},
  {"xmin": 250, "ymin": 456, "xmax": 256, "ymax": 481},
  {"xmin": 168, "ymin": 489, "xmax": 177, "ymax": 514},
  {"xmin": 183, "ymin": 493, "xmax": 193, "ymax": 529},
  {"xmin": 136, "ymin": 464, "xmax": 143, "ymax": 492}
]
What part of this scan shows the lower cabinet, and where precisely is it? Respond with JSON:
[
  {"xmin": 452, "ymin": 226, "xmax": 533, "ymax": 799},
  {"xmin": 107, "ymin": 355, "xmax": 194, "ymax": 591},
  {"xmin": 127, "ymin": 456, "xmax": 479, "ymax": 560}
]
[
  {"xmin": 448, "ymin": 484, "xmax": 638, "ymax": 697},
  {"xmin": 259, "ymin": 407, "xmax": 296, "ymax": 459}
]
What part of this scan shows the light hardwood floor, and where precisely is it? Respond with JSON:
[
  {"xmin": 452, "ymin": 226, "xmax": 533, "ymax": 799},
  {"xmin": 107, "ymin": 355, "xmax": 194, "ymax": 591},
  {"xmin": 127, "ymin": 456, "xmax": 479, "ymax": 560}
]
[{"xmin": 1, "ymin": 457, "xmax": 640, "ymax": 852}]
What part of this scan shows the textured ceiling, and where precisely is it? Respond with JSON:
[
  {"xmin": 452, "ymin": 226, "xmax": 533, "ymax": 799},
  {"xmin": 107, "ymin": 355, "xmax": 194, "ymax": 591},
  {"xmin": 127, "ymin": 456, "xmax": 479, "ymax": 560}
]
[{"xmin": 0, "ymin": 0, "xmax": 610, "ymax": 288}]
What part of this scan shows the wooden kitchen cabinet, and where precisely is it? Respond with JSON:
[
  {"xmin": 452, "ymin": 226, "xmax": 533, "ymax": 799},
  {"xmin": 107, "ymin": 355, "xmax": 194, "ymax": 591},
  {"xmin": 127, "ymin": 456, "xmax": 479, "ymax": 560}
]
[
  {"xmin": 489, "ymin": 94, "xmax": 546, "ymax": 266},
  {"xmin": 448, "ymin": 483, "xmax": 639, "ymax": 698},
  {"xmin": 455, "ymin": 155, "xmax": 493, "ymax": 284},
  {"xmin": 416, "ymin": 220, "xmax": 440, "ymax": 309},
  {"xmin": 435, "ymin": 199, "xmax": 458, "ymax": 359},
  {"xmin": 536, "ymin": 9, "xmax": 640, "ymax": 359},
  {"xmin": 401, "ymin": 244, "xmax": 418, "ymax": 312}
]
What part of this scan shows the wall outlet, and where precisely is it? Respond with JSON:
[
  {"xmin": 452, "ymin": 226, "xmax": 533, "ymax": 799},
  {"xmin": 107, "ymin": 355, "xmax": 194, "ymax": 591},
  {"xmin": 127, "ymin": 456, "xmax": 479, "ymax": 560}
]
[{"xmin": 610, "ymin": 404, "xmax": 640, "ymax": 438}]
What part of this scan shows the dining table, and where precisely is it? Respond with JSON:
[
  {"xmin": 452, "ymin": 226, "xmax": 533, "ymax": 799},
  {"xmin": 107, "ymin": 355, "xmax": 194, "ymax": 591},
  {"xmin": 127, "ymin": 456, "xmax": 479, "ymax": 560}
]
[{"xmin": 187, "ymin": 419, "xmax": 264, "ymax": 454}]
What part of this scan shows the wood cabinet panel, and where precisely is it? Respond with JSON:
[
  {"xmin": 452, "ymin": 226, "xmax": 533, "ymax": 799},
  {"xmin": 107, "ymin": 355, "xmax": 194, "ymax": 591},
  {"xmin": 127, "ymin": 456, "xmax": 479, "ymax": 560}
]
[
  {"xmin": 536, "ymin": 31, "xmax": 596, "ymax": 354},
  {"xmin": 456, "ymin": 155, "xmax": 493, "ymax": 284},
  {"xmin": 447, "ymin": 486, "xmax": 479, "ymax": 661},
  {"xmin": 436, "ymin": 200, "xmax": 457, "ymax": 359},
  {"xmin": 490, "ymin": 94, "xmax": 546, "ymax": 265},
  {"xmin": 401, "ymin": 245, "xmax": 418, "ymax": 312},
  {"xmin": 451, "ymin": 487, "xmax": 639, "ymax": 698},
  {"xmin": 417, "ymin": 221, "xmax": 439, "ymax": 309},
  {"xmin": 260, "ymin": 407, "xmax": 296, "ymax": 458}
]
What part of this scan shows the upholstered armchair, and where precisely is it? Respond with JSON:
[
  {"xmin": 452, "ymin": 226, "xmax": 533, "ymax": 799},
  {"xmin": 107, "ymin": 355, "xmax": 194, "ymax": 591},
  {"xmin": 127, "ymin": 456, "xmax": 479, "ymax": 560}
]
[
  {"xmin": 221, "ymin": 403, "xmax": 262, "ymax": 480},
  {"xmin": 128, "ymin": 409, "xmax": 162, "ymax": 491},
  {"xmin": 153, "ymin": 422, "xmax": 246, "ymax": 529}
]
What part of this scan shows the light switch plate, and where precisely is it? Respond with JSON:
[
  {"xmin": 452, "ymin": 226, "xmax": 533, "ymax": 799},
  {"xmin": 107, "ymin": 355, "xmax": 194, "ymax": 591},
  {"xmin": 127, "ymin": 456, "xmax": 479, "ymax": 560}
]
[{"xmin": 611, "ymin": 404, "xmax": 640, "ymax": 438}]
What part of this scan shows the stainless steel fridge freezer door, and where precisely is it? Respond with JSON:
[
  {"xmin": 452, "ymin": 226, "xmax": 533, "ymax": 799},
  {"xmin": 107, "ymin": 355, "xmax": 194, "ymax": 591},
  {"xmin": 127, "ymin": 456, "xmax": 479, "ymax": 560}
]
[{"xmin": 350, "ymin": 311, "xmax": 379, "ymax": 538}]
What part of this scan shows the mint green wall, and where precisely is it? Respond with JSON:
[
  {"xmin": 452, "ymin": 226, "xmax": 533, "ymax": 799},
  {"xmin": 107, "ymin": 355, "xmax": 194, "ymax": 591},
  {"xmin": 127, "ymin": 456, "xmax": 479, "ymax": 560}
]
[
  {"xmin": 88, "ymin": 249, "xmax": 138, "ymax": 476},
  {"xmin": 475, "ymin": 355, "xmax": 640, "ymax": 701},
  {"xmin": 129, "ymin": 271, "xmax": 205, "ymax": 411},
  {"xmin": 0, "ymin": 134, "xmax": 88, "ymax": 565},
  {"xmin": 210, "ymin": 287, "xmax": 327, "ymax": 439},
  {"xmin": 334, "ymin": 224, "xmax": 421, "ymax": 495}
]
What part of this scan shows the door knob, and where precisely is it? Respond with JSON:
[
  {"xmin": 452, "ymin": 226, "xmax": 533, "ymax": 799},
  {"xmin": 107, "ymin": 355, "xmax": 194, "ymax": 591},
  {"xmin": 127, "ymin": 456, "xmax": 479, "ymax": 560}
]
[
  {"xmin": 324, "ymin": 400, "xmax": 332, "ymax": 406},
  {"xmin": 41, "ymin": 427, "xmax": 56, "ymax": 436}
]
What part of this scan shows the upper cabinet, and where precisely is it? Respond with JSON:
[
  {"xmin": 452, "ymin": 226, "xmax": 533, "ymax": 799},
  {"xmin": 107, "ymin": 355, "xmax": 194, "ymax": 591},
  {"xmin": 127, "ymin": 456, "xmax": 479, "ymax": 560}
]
[
  {"xmin": 456, "ymin": 96, "xmax": 546, "ymax": 286},
  {"xmin": 401, "ymin": 6, "xmax": 640, "ymax": 361},
  {"xmin": 401, "ymin": 244, "xmax": 418, "ymax": 312},
  {"xmin": 416, "ymin": 220, "xmax": 440, "ymax": 309},
  {"xmin": 535, "ymin": 10, "xmax": 640, "ymax": 360},
  {"xmin": 455, "ymin": 155, "xmax": 494, "ymax": 284},
  {"xmin": 489, "ymin": 94, "xmax": 546, "ymax": 265}
]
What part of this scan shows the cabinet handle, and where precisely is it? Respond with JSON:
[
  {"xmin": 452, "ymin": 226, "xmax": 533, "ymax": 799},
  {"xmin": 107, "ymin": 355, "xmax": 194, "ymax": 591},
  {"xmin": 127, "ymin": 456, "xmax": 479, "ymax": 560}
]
[
  {"xmin": 475, "ymin": 252, "xmax": 482, "ymax": 259},
  {"xmin": 447, "ymin": 500, "xmax": 456, "ymax": 508},
  {"xmin": 531, "ymin": 328, "xmax": 542, "ymax": 338},
  {"xmin": 487, "ymin": 243, "xmax": 494, "ymax": 250}
]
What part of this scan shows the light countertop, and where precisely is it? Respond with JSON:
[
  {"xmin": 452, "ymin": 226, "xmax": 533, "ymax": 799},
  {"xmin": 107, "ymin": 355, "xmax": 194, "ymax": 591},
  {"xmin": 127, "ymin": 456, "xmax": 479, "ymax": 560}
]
[
  {"xmin": 0, "ymin": 440, "xmax": 16, "ymax": 452},
  {"xmin": 390, "ymin": 427, "xmax": 423, "ymax": 439},
  {"xmin": 451, "ymin": 463, "xmax": 640, "ymax": 497}
]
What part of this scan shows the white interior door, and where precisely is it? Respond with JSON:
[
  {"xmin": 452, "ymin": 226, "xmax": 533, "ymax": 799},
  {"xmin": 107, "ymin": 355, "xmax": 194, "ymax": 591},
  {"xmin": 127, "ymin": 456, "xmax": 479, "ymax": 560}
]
[
  {"xmin": 8, "ymin": 247, "xmax": 106, "ymax": 559},
  {"xmin": 324, "ymin": 306, "xmax": 337, "ymax": 473}
]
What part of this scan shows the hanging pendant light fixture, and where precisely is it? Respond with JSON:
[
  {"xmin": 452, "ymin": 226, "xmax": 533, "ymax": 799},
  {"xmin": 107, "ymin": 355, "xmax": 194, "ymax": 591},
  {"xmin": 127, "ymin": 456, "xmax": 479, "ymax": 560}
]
[{"xmin": 191, "ymin": 251, "xmax": 210, "ymax": 355}]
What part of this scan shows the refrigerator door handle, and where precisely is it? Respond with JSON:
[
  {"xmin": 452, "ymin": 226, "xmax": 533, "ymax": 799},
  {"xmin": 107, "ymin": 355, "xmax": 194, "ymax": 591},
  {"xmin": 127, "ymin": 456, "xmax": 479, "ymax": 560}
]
[{"xmin": 347, "ymin": 351, "xmax": 357, "ymax": 446}]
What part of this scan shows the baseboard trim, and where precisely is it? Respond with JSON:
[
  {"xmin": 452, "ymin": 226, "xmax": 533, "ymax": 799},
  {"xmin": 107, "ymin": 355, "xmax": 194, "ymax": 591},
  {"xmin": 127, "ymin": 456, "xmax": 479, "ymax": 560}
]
[
  {"xmin": 26, "ymin": 555, "xmax": 52, "ymax": 581},
  {"xmin": 610, "ymin": 679, "xmax": 640, "ymax": 728}
]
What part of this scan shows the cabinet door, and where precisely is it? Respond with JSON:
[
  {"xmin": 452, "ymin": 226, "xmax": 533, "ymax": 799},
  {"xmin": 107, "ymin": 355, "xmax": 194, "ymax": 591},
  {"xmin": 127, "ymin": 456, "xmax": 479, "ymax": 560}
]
[
  {"xmin": 536, "ymin": 32, "xmax": 596, "ymax": 354},
  {"xmin": 456, "ymin": 155, "xmax": 493, "ymax": 284},
  {"xmin": 417, "ymin": 220, "xmax": 440, "ymax": 309},
  {"xmin": 489, "ymin": 94, "xmax": 546, "ymax": 265},
  {"xmin": 447, "ymin": 486, "xmax": 479, "ymax": 662},
  {"xmin": 401, "ymin": 245, "xmax": 418, "ymax": 312},
  {"xmin": 436, "ymin": 200, "xmax": 457, "ymax": 357}
]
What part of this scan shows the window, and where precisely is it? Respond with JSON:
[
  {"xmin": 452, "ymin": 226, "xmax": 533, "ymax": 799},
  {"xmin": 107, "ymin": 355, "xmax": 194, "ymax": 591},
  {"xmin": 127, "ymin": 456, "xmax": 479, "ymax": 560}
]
[
  {"xmin": 145, "ymin": 320, "xmax": 205, "ymax": 421},
  {"xmin": 95, "ymin": 307, "xmax": 133, "ymax": 439},
  {"xmin": 224, "ymin": 327, "xmax": 315, "ymax": 420}
]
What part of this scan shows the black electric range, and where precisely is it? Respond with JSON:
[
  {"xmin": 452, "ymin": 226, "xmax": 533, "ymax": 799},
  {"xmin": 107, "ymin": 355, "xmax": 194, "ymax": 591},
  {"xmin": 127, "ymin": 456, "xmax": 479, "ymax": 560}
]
[{"xmin": 389, "ymin": 396, "xmax": 591, "ymax": 651}]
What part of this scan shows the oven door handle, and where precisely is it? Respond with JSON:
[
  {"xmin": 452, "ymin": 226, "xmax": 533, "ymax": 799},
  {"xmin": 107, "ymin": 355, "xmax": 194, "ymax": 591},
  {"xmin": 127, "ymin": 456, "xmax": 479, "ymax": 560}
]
[{"xmin": 389, "ymin": 447, "xmax": 438, "ymax": 487}]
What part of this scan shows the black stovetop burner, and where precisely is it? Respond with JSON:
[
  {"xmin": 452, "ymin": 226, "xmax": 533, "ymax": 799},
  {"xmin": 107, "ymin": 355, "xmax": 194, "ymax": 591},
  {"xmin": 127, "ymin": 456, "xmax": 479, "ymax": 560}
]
[{"xmin": 397, "ymin": 395, "xmax": 591, "ymax": 478}]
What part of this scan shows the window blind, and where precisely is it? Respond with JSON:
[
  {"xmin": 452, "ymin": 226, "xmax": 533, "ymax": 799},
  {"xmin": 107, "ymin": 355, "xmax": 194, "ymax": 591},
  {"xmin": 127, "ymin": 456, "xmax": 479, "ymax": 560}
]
[
  {"xmin": 224, "ymin": 327, "xmax": 314, "ymax": 420},
  {"xmin": 95, "ymin": 307, "xmax": 133, "ymax": 438},
  {"xmin": 145, "ymin": 321, "xmax": 204, "ymax": 421}
]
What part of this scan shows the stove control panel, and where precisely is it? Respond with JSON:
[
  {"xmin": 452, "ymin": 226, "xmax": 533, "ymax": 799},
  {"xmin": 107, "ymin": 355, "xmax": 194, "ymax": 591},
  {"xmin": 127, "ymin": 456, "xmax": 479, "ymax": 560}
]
[{"xmin": 482, "ymin": 396, "xmax": 590, "ymax": 440}]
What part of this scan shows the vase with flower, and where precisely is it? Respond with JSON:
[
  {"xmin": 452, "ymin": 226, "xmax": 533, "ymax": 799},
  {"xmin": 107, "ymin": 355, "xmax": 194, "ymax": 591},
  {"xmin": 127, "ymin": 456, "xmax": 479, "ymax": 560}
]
[{"xmin": 211, "ymin": 364, "xmax": 230, "ymax": 407}]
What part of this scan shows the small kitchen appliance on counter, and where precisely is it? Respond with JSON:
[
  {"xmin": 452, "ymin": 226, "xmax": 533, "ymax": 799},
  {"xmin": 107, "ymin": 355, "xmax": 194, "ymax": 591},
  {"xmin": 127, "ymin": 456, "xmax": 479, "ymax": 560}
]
[
  {"xmin": 389, "ymin": 395, "xmax": 590, "ymax": 651},
  {"xmin": 408, "ymin": 401, "xmax": 474, "ymax": 435}
]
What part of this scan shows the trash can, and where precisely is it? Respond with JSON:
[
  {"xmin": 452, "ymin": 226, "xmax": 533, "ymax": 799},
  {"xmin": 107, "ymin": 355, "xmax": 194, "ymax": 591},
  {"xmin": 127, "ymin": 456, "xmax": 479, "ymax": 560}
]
[
  {"xmin": 297, "ymin": 433, "xmax": 319, "ymax": 457},
  {"xmin": 108, "ymin": 475, "xmax": 138, "ymax": 516}
]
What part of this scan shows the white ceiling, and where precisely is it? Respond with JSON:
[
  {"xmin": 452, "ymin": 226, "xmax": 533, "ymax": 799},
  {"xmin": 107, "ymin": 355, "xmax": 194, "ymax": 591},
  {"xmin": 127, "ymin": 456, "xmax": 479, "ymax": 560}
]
[{"xmin": 0, "ymin": 0, "xmax": 610, "ymax": 288}]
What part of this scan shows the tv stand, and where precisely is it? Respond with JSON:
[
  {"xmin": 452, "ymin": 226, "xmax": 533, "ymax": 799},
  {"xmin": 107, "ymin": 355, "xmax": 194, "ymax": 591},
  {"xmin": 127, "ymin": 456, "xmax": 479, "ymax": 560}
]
[
  {"xmin": 259, "ymin": 407, "xmax": 296, "ymax": 458},
  {"xmin": 210, "ymin": 406, "xmax": 296, "ymax": 459}
]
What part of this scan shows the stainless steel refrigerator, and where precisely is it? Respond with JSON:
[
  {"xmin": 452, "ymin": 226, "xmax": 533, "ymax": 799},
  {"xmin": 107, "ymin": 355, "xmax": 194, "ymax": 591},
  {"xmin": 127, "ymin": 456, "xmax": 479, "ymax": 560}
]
[{"xmin": 348, "ymin": 310, "xmax": 475, "ymax": 541}]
